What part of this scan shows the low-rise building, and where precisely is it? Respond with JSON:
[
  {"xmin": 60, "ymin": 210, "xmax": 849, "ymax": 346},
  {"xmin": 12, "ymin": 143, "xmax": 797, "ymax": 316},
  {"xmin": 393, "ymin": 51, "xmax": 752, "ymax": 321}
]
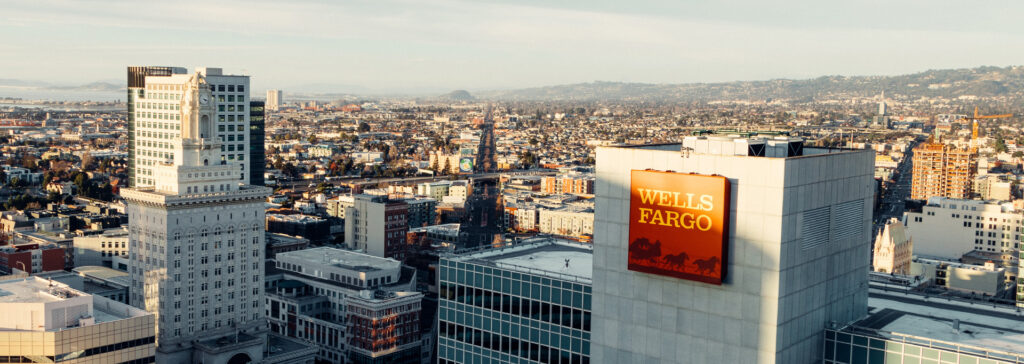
[
  {"xmin": 266, "ymin": 232, "xmax": 310, "ymax": 258},
  {"xmin": 0, "ymin": 276, "xmax": 156, "ymax": 363},
  {"xmin": 71, "ymin": 227, "xmax": 129, "ymax": 269},
  {"xmin": 873, "ymin": 218, "xmax": 912, "ymax": 274},
  {"xmin": 903, "ymin": 197, "xmax": 1020, "ymax": 267},
  {"xmin": 910, "ymin": 257, "xmax": 1007, "ymax": 296},
  {"xmin": 267, "ymin": 247, "xmax": 422, "ymax": 364},
  {"xmin": 0, "ymin": 243, "xmax": 65, "ymax": 274},
  {"xmin": 537, "ymin": 207, "xmax": 594, "ymax": 238},
  {"xmin": 417, "ymin": 181, "xmax": 451, "ymax": 201}
]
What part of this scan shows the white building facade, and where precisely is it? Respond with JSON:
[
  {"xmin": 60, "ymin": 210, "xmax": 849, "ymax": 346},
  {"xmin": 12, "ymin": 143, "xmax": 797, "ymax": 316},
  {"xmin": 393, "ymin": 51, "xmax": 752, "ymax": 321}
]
[
  {"xmin": 903, "ymin": 197, "xmax": 1020, "ymax": 264},
  {"xmin": 872, "ymin": 218, "xmax": 912, "ymax": 274},
  {"xmin": 127, "ymin": 66, "xmax": 252, "ymax": 188},
  {"xmin": 592, "ymin": 137, "xmax": 873, "ymax": 363},
  {"xmin": 267, "ymin": 89, "xmax": 282, "ymax": 111},
  {"xmin": 122, "ymin": 70, "xmax": 275, "ymax": 363}
]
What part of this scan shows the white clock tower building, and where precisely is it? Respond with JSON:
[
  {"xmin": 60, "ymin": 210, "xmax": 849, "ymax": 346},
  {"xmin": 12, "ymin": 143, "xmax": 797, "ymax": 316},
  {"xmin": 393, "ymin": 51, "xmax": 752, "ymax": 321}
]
[{"xmin": 122, "ymin": 68, "xmax": 275, "ymax": 363}]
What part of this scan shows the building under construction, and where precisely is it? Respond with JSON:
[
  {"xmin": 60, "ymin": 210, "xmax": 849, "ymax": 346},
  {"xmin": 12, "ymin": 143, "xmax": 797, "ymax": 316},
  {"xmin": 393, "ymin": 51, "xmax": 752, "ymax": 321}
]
[{"xmin": 910, "ymin": 142, "xmax": 977, "ymax": 200}]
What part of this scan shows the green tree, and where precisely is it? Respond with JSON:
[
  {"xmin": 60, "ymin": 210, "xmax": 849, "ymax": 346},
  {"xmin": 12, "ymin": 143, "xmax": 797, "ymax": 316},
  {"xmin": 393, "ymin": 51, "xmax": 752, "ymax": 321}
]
[{"xmin": 994, "ymin": 138, "xmax": 1008, "ymax": 153}]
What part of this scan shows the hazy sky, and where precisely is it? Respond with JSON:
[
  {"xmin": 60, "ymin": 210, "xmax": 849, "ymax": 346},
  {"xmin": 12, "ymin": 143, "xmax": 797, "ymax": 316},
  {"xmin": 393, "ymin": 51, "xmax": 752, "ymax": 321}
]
[{"xmin": 3, "ymin": 0, "xmax": 1024, "ymax": 94}]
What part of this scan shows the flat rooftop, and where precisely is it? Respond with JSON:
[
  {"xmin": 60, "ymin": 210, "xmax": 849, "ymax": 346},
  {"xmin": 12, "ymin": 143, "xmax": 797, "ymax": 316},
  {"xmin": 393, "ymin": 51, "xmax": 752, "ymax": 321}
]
[
  {"xmin": 0, "ymin": 278, "xmax": 67, "ymax": 303},
  {"xmin": 278, "ymin": 247, "xmax": 401, "ymax": 272},
  {"xmin": 453, "ymin": 238, "xmax": 593, "ymax": 282},
  {"xmin": 851, "ymin": 293, "xmax": 1024, "ymax": 358},
  {"xmin": 73, "ymin": 265, "xmax": 130, "ymax": 281}
]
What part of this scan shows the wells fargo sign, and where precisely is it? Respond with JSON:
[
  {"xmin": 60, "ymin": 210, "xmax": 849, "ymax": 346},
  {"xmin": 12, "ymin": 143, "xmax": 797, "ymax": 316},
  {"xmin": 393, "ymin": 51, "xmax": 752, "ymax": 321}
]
[{"xmin": 627, "ymin": 170, "xmax": 730, "ymax": 284}]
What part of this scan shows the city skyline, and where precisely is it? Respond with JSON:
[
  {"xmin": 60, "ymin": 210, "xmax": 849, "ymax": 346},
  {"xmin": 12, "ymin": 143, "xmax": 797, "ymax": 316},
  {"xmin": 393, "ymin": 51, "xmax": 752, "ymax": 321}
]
[{"xmin": 4, "ymin": 0, "xmax": 1024, "ymax": 94}]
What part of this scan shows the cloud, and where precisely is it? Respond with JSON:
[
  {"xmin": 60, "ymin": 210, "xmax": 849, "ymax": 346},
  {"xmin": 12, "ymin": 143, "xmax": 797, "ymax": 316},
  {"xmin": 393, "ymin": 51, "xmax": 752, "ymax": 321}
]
[{"xmin": 2, "ymin": 0, "xmax": 1023, "ymax": 91}]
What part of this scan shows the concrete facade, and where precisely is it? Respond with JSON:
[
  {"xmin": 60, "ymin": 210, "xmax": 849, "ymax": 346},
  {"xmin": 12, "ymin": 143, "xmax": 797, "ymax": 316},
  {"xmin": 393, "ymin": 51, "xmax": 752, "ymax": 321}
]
[
  {"xmin": 592, "ymin": 140, "xmax": 873, "ymax": 363},
  {"xmin": 0, "ymin": 276, "xmax": 155, "ymax": 363},
  {"xmin": 344, "ymin": 194, "xmax": 409, "ymax": 260},
  {"xmin": 903, "ymin": 197, "xmax": 1020, "ymax": 264},
  {"xmin": 872, "ymin": 218, "xmax": 912, "ymax": 275}
]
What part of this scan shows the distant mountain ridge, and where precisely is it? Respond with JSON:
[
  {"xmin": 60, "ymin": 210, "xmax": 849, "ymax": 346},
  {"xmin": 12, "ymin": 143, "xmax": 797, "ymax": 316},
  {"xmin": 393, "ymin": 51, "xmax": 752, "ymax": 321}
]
[
  {"xmin": 0, "ymin": 79, "xmax": 122, "ymax": 92},
  {"xmin": 438, "ymin": 89, "xmax": 474, "ymax": 101},
  {"xmin": 478, "ymin": 65, "xmax": 1024, "ymax": 102}
]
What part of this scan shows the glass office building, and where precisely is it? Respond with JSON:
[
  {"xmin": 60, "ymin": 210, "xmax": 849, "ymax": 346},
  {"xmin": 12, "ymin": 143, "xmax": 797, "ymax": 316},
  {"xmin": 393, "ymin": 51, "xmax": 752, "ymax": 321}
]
[
  {"xmin": 823, "ymin": 294, "xmax": 1024, "ymax": 364},
  {"xmin": 438, "ymin": 239, "xmax": 593, "ymax": 364},
  {"xmin": 249, "ymin": 100, "xmax": 265, "ymax": 185}
]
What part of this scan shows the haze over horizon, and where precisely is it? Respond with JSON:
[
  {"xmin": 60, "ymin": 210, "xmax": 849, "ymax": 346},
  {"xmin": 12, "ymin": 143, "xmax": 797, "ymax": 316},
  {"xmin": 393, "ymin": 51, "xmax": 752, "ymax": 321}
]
[{"xmin": 4, "ymin": 0, "xmax": 1024, "ymax": 94}]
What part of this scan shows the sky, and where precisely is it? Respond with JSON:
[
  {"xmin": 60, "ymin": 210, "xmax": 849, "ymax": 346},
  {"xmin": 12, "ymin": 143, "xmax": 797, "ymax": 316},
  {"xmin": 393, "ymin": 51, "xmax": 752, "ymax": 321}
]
[{"xmin": 2, "ymin": 0, "xmax": 1024, "ymax": 95}]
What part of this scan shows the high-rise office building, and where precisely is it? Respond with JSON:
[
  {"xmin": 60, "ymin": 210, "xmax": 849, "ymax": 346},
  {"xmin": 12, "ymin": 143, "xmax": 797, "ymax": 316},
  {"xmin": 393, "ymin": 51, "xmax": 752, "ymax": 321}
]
[
  {"xmin": 592, "ymin": 136, "xmax": 873, "ymax": 363},
  {"xmin": 121, "ymin": 70, "xmax": 278, "ymax": 363},
  {"xmin": 126, "ymin": 66, "xmax": 253, "ymax": 188},
  {"xmin": 249, "ymin": 100, "xmax": 266, "ymax": 185},
  {"xmin": 910, "ymin": 142, "xmax": 977, "ymax": 200},
  {"xmin": 437, "ymin": 238, "xmax": 593, "ymax": 364},
  {"xmin": 266, "ymin": 89, "xmax": 282, "ymax": 111}
]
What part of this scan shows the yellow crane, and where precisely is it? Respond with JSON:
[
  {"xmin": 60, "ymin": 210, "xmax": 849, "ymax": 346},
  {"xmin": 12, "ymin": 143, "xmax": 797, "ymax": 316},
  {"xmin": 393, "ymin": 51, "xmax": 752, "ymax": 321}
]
[{"xmin": 968, "ymin": 106, "xmax": 1013, "ymax": 141}]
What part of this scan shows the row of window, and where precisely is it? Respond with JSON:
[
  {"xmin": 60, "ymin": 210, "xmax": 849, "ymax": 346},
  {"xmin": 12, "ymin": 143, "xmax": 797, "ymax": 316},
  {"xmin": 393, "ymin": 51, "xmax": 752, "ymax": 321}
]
[
  {"xmin": 211, "ymin": 84, "xmax": 245, "ymax": 93},
  {"xmin": 439, "ymin": 323, "xmax": 589, "ymax": 364},
  {"xmin": 218, "ymin": 104, "xmax": 246, "ymax": 112},
  {"xmin": 440, "ymin": 283, "xmax": 591, "ymax": 331},
  {"xmin": 53, "ymin": 336, "xmax": 155, "ymax": 362}
]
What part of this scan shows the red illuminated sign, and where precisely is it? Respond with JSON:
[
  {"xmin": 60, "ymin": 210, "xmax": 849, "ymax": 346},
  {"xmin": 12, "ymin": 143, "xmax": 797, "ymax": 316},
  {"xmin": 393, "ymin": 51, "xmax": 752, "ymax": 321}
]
[{"xmin": 627, "ymin": 170, "xmax": 730, "ymax": 284}]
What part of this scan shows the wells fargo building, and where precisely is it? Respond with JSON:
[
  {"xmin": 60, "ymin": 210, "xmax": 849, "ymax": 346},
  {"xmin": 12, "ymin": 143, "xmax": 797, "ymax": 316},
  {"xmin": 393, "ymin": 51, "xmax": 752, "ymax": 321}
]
[{"xmin": 592, "ymin": 136, "xmax": 875, "ymax": 363}]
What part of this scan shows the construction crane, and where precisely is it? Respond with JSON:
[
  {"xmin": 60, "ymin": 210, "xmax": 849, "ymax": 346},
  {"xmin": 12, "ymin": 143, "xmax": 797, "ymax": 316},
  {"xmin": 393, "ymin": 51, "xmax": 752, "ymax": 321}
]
[{"xmin": 968, "ymin": 106, "xmax": 1013, "ymax": 141}]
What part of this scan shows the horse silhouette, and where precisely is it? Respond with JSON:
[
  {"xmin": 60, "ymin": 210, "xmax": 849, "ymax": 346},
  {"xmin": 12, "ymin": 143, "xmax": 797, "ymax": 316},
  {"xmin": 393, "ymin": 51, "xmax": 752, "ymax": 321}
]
[
  {"xmin": 662, "ymin": 252, "xmax": 689, "ymax": 269},
  {"xmin": 629, "ymin": 237, "xmax": 662, "ymax": 262},
  {"xmin": 693, "ymin": 256, "xmax": 719, "ymax": 275}
]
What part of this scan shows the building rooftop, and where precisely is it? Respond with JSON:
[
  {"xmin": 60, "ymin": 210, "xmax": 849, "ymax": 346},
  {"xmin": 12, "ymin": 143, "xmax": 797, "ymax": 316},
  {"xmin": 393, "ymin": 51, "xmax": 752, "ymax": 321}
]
[
  {"xmin": 73, "ymin": 265, "xmax": 130, "ymax": 281},
  {"xmin": 452, "ymin": 238, "xmax": 593, "ymax": 283},
  {"xmin": 0, "ymin": 277, "xmax": 67, "ymax": 303},
  {"xmin": 0, "ymin": 277, "xmax": 149, "ymax": 331},
  {"xmin": 845, "ymin": 293, "xmax": 1024, "ymax": 360},
  {"xmin": 409, "ymin": 223, "xmax": 461, "ymax": 234},
  {"xmin": 604, "ymin": 137, "xmax": 867, "ymax": 160},
  {"xmin": 277, "ymin": 247, "xmax": 401, "ymax": 272}
]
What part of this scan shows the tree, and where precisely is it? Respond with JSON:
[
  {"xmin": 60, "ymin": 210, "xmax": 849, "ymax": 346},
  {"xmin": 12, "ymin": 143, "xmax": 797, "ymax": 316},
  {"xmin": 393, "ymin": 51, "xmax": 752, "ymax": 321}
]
[
  {"xmin": 357, "ymin": 122, "xmax": 371, "ymax": 133},
  {"xmin": 81, "ymin": 152, "xmax": 96, "ymax": 170},
  {"xmin": 995, "ymin": 138, "xmax": 1008, "ymax": 153},
  {"xmin": 519, "ymin": 151, "xmax": 536, "ymax": 168},
  {"xmin": 21, "ymin": 155, "xmax": 38, "ymax": 170},
  {"xmin": 441, "ymin": 159, "xmax": 451, "ymax": 175}
]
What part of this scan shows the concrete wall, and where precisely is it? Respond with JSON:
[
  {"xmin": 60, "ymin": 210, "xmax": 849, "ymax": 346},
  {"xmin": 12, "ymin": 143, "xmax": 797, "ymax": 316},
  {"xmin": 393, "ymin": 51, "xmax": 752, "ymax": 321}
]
[{"xmin": 592, "ymin": 145, "xmax": 873, "ymax": 364}]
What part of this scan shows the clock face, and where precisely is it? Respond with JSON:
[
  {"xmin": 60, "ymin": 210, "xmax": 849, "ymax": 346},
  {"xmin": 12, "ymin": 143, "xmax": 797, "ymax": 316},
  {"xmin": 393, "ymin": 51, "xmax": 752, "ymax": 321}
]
[{"xmin": 199, "ymin": 95, "xmax": 209, "ymax": 105}]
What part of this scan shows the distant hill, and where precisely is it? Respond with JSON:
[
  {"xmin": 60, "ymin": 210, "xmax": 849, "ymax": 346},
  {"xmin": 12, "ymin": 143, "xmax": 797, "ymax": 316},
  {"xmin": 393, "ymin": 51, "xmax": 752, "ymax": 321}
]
[
  {"xmin": 478, "ymin": 65, "xmax": 1024, "ymax": 102},
  {"xmin": 438, "ymin": 89, "xmax": 474, "ymax": 101},
  {"xmin": 0, "ymin": 79, "xmax": 123, "ymax": 92}
]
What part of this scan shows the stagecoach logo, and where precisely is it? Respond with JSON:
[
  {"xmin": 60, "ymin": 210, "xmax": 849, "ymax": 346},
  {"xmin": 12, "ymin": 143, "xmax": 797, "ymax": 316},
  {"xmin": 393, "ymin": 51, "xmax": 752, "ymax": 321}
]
[{"xmin": 627, "ymin": 170, "xmax": 730, "ymax": 285}]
